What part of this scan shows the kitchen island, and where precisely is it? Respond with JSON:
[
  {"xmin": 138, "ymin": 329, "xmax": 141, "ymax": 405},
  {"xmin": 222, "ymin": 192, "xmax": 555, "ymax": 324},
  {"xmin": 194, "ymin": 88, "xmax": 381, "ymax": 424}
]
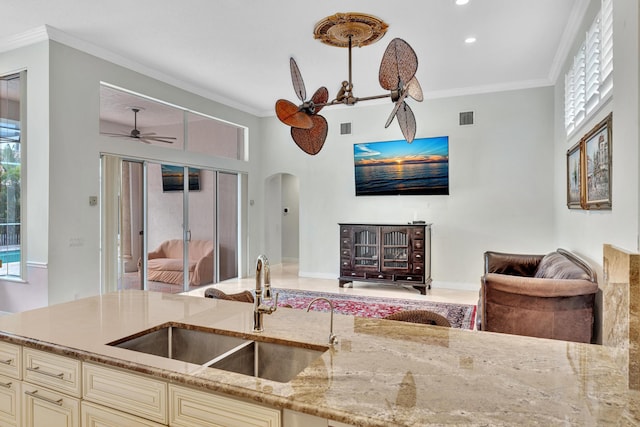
[{"xmin": 0, "ymin": 289, "xmax": 637, "ymax": 426}]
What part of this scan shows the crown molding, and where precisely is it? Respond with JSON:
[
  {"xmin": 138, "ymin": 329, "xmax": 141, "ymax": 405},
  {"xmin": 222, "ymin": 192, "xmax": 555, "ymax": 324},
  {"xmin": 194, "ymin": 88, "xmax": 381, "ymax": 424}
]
[
  {"xmin": 0, "ymin": 25, "xmax": 261, "ymax": 117},
  {"xmin": 0, "ymin": 25, "xmax": 49, "ymax": 53},
  {"xmin": 424, "ymin": 78, "xmax": 553, "ymax": 101}
]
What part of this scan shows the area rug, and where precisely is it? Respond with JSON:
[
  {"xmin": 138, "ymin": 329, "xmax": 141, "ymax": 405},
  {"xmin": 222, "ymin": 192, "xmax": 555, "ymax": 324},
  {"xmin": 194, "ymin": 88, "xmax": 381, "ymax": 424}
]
[{"xmin": 270, "ymin": 288, "xmax": 476, "ymax": 330}]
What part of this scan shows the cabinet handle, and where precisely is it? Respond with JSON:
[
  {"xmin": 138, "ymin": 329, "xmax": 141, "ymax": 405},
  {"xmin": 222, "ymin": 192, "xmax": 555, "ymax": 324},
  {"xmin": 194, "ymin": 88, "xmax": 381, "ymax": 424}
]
[
  {"xmin": 407, "ymin": 277, "xmax": 413, "ymax": 280},
  {"xmin": 0, "ymin": 381, "xmax": 11, "ymax": 389},
  {"xmin": 416, "ymin": 254, "xmax": 422, "ymax": 259},
  {"xmin": 26, "ymin": 366, "xmax": 65, "ymax": 379},
  {"xmin": 0, "ymin": 358, "xmax": 13, "ymax": 365},
  {"xmin": 378, "ymin": 274, "xmax": 384, "ymax": 279},
  {"xmin": 24, "ymin": 390, "xmax": 64, "ymax": 406}
]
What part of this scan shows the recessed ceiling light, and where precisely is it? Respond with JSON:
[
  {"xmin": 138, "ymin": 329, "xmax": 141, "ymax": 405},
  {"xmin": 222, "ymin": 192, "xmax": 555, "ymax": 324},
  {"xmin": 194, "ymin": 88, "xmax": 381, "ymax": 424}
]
[
  {"xmin": 465, "ymin": 37, "xmax": 477, "ymax": 44},
  {"xmin": 456, "ymin": 0, "xmax": 470, "ymax": 5}
]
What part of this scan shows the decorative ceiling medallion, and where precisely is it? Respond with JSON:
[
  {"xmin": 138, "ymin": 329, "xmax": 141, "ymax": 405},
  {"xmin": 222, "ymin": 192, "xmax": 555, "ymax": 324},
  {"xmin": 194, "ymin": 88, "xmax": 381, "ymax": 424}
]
[{"xmin": 313, "ymin": 13, "xmax": 388, "ymax": 48}]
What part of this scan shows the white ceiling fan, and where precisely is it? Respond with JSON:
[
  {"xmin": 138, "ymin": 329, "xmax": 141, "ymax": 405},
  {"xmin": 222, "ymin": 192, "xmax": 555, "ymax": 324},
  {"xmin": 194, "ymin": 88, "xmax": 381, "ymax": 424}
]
[{"xmin": 102, "ymin": 107, "xmax": 176, "ymax": 144}]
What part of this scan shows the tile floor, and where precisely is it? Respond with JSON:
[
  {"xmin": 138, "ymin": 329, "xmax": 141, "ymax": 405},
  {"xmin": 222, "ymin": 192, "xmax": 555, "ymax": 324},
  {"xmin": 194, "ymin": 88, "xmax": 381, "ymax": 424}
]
[{"xmin": 183, "ymin": 262, "xmax": 480, "ymax": 306}]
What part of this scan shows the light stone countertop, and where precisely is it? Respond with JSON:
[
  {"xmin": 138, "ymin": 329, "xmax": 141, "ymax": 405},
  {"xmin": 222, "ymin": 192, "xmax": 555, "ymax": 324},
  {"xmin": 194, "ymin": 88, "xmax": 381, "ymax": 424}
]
[{"xmin": 0, "ymin": 290, "xmax": 638, "ymax": 426}]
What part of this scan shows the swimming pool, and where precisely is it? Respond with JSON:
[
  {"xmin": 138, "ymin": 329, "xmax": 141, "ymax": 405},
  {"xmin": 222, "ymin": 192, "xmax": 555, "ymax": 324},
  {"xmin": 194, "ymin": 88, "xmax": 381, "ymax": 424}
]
[{"xmin": 0, "ymin": 250, "xmax": 20, "ymax": 264}]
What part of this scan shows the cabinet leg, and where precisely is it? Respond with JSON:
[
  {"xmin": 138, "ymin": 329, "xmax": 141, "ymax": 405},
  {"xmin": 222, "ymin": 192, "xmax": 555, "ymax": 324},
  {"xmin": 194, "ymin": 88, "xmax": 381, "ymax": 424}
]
[
  {"xmin": 414, "ymin": 285, "xmax": 427, "ymax": 295},
  {"xmin": 339, "ymin": 280, "xmax": 350, "ymax": 288}
]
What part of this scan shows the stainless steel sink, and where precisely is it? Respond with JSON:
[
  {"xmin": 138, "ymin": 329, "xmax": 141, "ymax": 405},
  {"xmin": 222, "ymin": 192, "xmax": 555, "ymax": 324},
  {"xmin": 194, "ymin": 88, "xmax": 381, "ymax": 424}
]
[
  {"xmin": 108, "ymin": 323, "xmax": 327, "ymax": 383},
  {"xmin": 209, "ymin": 340, "xmax": 326, "ymax": 383}
]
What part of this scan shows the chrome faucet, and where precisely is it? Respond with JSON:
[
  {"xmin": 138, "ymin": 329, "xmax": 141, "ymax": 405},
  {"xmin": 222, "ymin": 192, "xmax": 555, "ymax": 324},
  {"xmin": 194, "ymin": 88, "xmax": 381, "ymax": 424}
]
[
  {"xmin": 253, "ymin": 254, "xmax": 278, "ymax": 332},
  {"xmin": 306, "ymin": 297, "xmax": 338, "ymax": 346}
]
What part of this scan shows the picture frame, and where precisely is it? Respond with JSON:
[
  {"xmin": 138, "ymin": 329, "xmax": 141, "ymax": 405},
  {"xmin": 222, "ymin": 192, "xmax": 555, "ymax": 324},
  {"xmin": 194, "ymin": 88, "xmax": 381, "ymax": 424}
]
[
  {"xmin": 566, "ymin": 141, "xmax": 582, "ymax": 209},
  {"xmin": 583, "ymin": 113, "xmax": 612, "ymax": 210}
]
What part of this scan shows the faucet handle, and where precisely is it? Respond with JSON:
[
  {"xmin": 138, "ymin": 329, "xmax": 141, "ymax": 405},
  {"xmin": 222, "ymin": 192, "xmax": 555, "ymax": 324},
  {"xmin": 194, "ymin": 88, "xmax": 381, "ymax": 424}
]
[{"xmin": 269, "ymin": 292, "xmax": 279, "ymax": 313}]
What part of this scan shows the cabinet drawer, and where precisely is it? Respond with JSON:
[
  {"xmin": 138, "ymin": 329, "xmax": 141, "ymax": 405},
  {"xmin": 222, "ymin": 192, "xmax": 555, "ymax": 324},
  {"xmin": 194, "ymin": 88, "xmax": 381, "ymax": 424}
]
[
  {"xmin": 81, "ymin": 401, "xmax": 165, "ymax": 427},
  {"xmin": 0, "ymin": 342, "xmax": 21, "ymax": 380},
  {"xmin": 340, "ymin": 226, "xmax": 351, "ymax": 237},
  {"xmin": 410, "ymin": 228, "xmax": 425, "ymax": 238},
  {"xmin": 22, "ymin": 382, "xmax": 80, "ymax": 427},
  {"xmin": 413, "ymin": 252, "xmax": 424, "ymax": 262},
  {"xmin": 341, "ymin": 271, "xmax": 365, "ymax": 279},
  {"xmin": 23, "ymin": 348, "xmax": 81, "ymax": 398},
  {"xmin": 340, "ymin": 248, "xmax": 351, "ymax": 258},
  {"xmin": 170, "ymin": 384, "xmax": 281, "ymax": 427},
  {"xmin": 340, "ymin": 238, "xmax": 352, "ymax": 248},
  {"xmin": 0, "ymin": 373, "xmax": 20, "ymax": 426},
  {"xmin": 83, "ymin": 363, "xmax": 167, "ymax": 425},
  {"xmin": 412, "ymin": 239, "xmax": 424, "ymax": 250},
  {"xmin": 366, "ymin": 272, "xmax": 393, "ymax": 281},
  {"xmin": 395, "ymin": 274, "xmax": 424, "ymax": 283},
  {"xmin": 412, "ymin": 263, "xmax": 425, "ymax": 274}
]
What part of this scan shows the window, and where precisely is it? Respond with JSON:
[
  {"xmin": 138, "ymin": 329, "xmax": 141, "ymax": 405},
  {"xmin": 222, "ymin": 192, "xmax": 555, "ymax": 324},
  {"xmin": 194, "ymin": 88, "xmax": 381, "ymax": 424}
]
[
  {"xmin": 0, "ymin": 72, "xmax": 23, "ymax": 279},
  {"xmin": 564, "ymin": 0, "xmax": 613, "ymax": 135}
]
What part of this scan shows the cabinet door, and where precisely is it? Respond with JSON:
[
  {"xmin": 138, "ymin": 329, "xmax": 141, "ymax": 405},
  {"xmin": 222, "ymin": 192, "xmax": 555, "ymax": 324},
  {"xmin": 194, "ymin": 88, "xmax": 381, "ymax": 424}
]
[
  {"xmin": 81, "ymin": 401, "xmax": 165, "ymax": 427},
  {"xmin": 352, "ymin": 226, "xmax": 378, "ymax": 270},
  {"xmin": 380, "ymin": 227, "xmax": 410, "ymax": 273},
  {"xmin": 83, "ymin": 363, "xmax": 167, "ymax": 425},
  {"xmin": 0, "ymin": 374, "xmax": 20, "ymax": 426},
  {"xmin": 22, "ymin": 383, "xmax": 80, "ymax": 427},
  {"xmin": 170, "ymin": 384, "xmax": 280, "ymax": 427}
]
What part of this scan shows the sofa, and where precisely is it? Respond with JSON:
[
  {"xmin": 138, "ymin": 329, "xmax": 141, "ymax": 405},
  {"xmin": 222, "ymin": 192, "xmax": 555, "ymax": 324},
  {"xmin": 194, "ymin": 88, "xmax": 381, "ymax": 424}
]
[
  {"xmin": 479, "ymin": 248, "xmax": 598, "ymax": 343},
  {"xmin": 143, "ymin": 239, "xmax": 214, "ymax": 286}
]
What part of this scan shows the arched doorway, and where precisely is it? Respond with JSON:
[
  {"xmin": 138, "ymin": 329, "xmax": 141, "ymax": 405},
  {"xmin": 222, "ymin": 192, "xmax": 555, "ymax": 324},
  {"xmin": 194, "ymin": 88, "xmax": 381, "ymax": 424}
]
[{"xmin": 264, "ymin": 173, "xmax": 299, "ymax": 266}]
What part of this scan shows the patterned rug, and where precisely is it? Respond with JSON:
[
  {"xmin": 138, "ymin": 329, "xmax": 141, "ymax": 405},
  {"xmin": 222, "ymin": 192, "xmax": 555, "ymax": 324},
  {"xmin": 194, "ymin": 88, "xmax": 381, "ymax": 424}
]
[{"xmin": 270, "ymin": 288, "xmax": 476, "ymax": 330}]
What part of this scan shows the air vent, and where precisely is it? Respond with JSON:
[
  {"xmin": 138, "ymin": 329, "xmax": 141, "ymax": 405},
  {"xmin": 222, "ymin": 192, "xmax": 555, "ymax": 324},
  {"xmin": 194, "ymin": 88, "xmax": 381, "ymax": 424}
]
[
  {"xmin": 459, "ymin": 111, "xmax": 474, "ymax": 126},
  {"xmin": 340, "ymin": 122, "xmax": 352, "ymax": 135}
]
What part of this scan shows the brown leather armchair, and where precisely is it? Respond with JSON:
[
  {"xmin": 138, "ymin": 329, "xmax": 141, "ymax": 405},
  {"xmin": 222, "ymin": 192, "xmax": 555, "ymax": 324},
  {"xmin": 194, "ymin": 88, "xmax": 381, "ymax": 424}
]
[{"xmin": 479, "ymin": 249, "xmax": 598, "ymax": 343}]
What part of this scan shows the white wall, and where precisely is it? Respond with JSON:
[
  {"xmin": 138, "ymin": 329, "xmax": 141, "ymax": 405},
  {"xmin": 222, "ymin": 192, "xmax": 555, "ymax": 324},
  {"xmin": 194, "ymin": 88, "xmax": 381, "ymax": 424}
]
[
  {"xmin": 260, "ymin": 86, "xmax": 556, "ymax": 288},
  {"xmin": 554, "ymin": 0, "xmax": 639, "ymax": 281},
  {"xmin": 3, "ymin": 40, "xmax": 262, "ymax": 309}
]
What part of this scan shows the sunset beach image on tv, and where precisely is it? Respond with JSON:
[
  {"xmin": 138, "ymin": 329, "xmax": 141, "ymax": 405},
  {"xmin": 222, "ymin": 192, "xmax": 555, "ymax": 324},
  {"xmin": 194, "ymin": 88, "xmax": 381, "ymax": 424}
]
[{"xmin": 353, "ymin": 136, "xmax": 449, "ymax": 196}]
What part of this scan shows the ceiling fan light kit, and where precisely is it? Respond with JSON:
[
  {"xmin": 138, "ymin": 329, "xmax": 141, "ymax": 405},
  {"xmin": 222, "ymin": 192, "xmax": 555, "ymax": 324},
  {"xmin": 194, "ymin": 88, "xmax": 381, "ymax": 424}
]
[{"xmin": 275, "ymin": 12, "xmax": 423, "ymax": 155}]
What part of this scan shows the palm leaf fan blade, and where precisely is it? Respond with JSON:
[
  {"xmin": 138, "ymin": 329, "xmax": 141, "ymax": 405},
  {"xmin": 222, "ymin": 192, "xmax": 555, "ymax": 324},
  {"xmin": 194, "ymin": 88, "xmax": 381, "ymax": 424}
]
[
  {"xmin": 290, "ymin": 58, "xmax": 307, "ymax": 102},
  {"xmin": 396, "ymin": 102, "xmax": 416, "ymax": 143},
  {"xmin": 379, "ymin": 38, "xmax": 418, "ymax": 90},
  {"xmin": 275, "ymin": 99, "xmax": 313, "ymax": 129},
  {"xmin": 291, "ymin": 115, "xmax": 328, "ymax": 155}
]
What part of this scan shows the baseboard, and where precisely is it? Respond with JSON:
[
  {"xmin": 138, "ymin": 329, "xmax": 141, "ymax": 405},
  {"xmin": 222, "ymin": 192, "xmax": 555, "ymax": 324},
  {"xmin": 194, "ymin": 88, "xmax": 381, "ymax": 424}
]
[{"xmin": 432, "ymin": 281, "xmax": 479, "ymax": 292}]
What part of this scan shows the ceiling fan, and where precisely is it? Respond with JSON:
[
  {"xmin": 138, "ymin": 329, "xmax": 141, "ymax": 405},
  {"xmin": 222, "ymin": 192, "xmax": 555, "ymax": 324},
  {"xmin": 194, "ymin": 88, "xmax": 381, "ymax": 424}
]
[
  {"xmin": 275, "ymin": 13, "xmax": 423, "ymax": 155},
  {"xmin": 103, "ymin": 107, "xmax": 177, "ymax": 144}
]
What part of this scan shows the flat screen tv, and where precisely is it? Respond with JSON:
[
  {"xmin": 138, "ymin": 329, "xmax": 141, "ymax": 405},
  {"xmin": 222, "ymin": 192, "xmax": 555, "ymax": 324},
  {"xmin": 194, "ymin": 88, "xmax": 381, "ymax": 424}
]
[
  {"xmin": 353, "ymin": 136, "xmax": 449, "ymax": 196},
  {"xmin": 161, "ymin": 165, "xmax": 200, "ymax": 192}
]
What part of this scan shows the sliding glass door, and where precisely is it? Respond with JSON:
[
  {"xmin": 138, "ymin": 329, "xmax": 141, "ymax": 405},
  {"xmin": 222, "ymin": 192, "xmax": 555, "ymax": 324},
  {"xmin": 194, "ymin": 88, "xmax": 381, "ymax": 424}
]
[{"xmin": 101, "ymin": 155, "xmax": 238, "ymax": 293}]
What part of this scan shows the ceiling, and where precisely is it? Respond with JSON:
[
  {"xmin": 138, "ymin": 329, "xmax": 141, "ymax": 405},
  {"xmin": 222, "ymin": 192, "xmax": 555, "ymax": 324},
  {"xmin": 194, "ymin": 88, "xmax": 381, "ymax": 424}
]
[{"xmin": 2, "ymin": 1, "xmax": 586, "ymax": 119}]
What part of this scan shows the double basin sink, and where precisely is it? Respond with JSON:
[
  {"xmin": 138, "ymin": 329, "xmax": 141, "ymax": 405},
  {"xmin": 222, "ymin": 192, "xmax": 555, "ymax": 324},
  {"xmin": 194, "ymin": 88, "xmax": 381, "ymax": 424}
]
[{"xmin": 108, "ymin": 323, "xmax": 328, "ymax": 383}]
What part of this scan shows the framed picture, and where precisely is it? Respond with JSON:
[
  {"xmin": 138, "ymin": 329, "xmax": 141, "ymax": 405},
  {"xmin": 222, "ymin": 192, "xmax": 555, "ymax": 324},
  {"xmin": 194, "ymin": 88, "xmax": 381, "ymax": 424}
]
[
  {"xmin": 583, "ymin": 113, "xmax": 612, "ymax": 210},
  {"xmin": 566, "ymin": 141, "xmax": 582, "ymax": 209}
]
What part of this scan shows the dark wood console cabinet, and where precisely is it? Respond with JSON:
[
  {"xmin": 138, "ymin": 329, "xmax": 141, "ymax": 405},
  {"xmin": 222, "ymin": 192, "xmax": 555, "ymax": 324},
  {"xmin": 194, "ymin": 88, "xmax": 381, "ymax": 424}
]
[{"xmin": 338, "ymin": 223, "xmax": 432, "ymax": 295}]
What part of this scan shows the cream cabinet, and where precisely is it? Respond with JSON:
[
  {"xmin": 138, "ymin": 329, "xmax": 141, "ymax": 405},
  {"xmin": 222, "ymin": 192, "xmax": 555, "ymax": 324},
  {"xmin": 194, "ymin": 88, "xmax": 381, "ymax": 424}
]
[
  {"xmin": 22, "ymin": 347, "xmax": 82, "ymax": 427},
  {"xmin": 0, "ymin": 342, "xmax": 22, "ymax": 426},
  {"xmin": 0, "ymin": 342, "xmax": 22, "ymax": 379},
  {"xmin": 81, "ymin": 401, "xmax": 165, "ymax": 427},
  {"xmin": 0, "ymin": 373, "xmax": 21, "ymax": 426},
  {"xmin": 169, "ymin": 384, "xmax": 281, "ymax": 427},
  {"xmin": 83, "ymin": 362, "xmax": 167, "ymax": 425},
  {"xmin": 22, "ymin": 382, "xmax": 80, "ymax": 427}
]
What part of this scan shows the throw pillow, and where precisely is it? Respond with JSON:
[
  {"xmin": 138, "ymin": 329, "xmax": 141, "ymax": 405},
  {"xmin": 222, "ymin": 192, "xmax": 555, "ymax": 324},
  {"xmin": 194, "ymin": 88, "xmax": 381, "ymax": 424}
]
[{"xmin": 534, "ymin": 252, "xmax": 590, "ymax": 280}]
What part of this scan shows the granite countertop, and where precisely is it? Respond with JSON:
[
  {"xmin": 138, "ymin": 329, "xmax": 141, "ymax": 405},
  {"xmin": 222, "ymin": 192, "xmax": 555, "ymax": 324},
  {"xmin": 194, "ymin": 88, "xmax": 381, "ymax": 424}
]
[{"xmin": 0, "ymin": 290, "xmax": 638, "ymax": 426}]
